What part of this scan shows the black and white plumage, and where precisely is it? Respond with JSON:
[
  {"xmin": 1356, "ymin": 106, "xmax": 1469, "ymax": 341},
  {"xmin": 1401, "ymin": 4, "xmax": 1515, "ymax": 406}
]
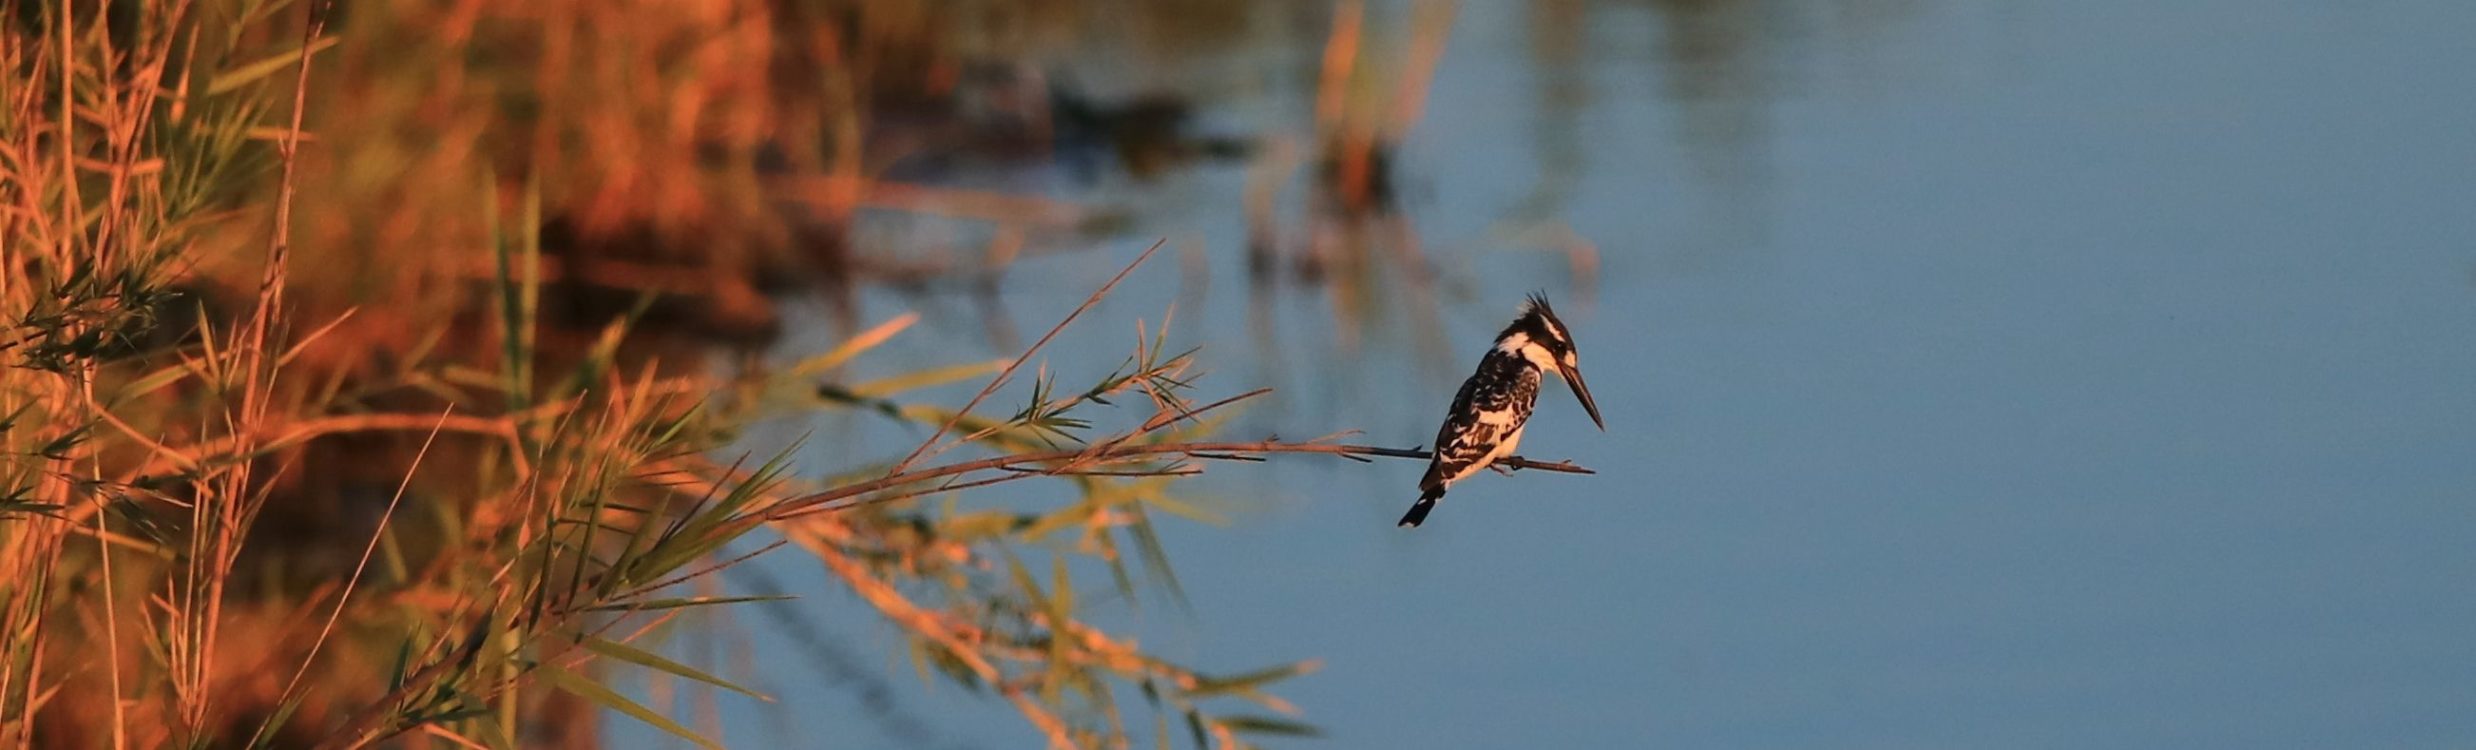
[{"xmin": 1399, "ymin": 294, "xmax": 1604, "ymax": 528}]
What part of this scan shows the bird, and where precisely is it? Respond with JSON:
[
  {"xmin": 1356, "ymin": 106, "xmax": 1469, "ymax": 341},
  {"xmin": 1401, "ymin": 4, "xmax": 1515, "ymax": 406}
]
[{"xmin": 1399, "ymin": 293, "xmax": 1604, "ymax": 528}]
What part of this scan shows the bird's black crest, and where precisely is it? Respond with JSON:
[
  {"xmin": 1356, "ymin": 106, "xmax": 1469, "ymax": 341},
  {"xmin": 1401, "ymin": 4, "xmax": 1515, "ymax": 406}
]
[
  {"xmin": 1500, "ymin": 292, "xmax": 1571, "ymax": 349},
  {"xmin": 1524, "ymin": 292, "xmax": 1555, "ymax": 316}
]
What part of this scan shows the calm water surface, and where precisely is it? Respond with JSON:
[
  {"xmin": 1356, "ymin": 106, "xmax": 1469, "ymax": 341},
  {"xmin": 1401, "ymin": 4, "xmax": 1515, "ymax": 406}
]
[{"xmin": 624, "ymin": 1, "xmax": 2476, "ymax": 747}]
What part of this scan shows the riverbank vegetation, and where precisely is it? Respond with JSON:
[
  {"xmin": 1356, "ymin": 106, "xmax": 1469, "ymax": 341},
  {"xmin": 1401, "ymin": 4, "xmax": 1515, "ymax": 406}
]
[{"xmin": 0, "ymin": 2, "xmax": 1351, "ymax": 746}]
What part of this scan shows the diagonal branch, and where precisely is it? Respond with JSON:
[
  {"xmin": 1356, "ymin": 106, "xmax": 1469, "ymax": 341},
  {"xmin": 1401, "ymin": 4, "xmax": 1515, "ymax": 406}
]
[{"xmin": 748, "ymin": 439, "xmax": 1593, "ymax": 526}]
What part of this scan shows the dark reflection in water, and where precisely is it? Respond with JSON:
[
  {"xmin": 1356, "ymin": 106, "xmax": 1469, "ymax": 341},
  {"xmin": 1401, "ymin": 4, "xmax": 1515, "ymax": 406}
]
[
  {"xmin": 1644, "ymin": 0, "xmax": 1782, "ymax": 263},
  {"xmin": 832, "ymin": 0, "xmax": 1943, "ymax": 423},
  {"xmin": 1515, "ymin": 0, "xmax": 1589, "ymax": 225},
  {"xmin": 1626, "ymin": 0, "xmax": 1924, "ymax": 270}
]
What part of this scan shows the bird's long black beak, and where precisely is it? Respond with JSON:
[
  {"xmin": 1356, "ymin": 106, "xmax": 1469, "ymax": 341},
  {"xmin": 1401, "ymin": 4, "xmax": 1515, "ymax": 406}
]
[{"xmin": 1559, "ymin": 362, "xmax": 1605, "ymax": 430}]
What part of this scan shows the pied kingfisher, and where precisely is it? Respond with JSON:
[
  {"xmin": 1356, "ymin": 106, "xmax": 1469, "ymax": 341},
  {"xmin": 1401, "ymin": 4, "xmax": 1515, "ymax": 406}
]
[{"xmin": 1399, "ymin": 294, "xmax": 1605, "ymax": 528}]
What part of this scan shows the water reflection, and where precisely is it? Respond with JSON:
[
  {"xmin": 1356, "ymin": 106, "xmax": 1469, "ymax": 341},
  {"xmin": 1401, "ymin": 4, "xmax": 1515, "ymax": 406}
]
[
  {"xmin": 746, "ymin": 1, "xmax": 2476, "ymax": 748},
  {"xmin": 1514, "ymin": 0, "xmax": 1590, "ymax": 226},
  {"xmin": 826, "ymin": 0, "xmax": 1941, "ymax": 424},
  {"xmin": 1643, "ymin": 0, "xmax": 1782, "ymax": 264}
]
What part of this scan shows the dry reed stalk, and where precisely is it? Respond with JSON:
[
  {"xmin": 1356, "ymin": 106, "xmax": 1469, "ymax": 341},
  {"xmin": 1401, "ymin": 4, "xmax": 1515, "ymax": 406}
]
[{"xmin": 882, "ymin": 239, "xmax": 1168, "ymax": 477}]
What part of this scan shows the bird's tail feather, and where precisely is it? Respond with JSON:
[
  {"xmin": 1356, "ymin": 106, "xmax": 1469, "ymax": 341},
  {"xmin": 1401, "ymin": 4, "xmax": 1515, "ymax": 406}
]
[{"xmin": 1397, "ymin": 487, "xmax": 1445, "ymax": 528}]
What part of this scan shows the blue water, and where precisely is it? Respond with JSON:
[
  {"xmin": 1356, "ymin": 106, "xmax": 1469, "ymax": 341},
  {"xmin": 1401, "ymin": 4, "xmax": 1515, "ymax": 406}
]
[{"xmin": 616, "ymin": 1, "xmax": 2476, "ymax": 747}]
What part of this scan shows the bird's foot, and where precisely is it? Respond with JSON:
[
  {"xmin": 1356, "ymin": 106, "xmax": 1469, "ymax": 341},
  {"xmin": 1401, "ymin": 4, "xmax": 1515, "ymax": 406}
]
[{"xmin": 1489, "ymin": 463, "xmax": 1520, "ymax": 476}]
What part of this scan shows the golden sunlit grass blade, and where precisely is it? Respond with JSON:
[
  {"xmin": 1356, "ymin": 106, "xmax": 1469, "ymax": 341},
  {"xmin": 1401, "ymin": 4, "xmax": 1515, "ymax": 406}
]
[
  {"xmin": 579, "ymin": 636, "xmax": 772, "ymax": 703},
  {"xmin": 788, "ymin": 312, "xmax": 920, "ymax": 377},
  {"xmin": 108, "ymin": 361, "xmax": 197, "ymax": 405},
  {"xmin": 581, "ymin": 595, "xmax": 792, "ymax": 613},
  {"xmin": 1123, "ymin": 490, "xmax": 1228, "ymax": 526},
  {"xmin": 842, "ymin": 359, "xmax": 1007, "ymax": 399},
  {"xmin": 1217, "ymin": 714, "xmax": 1321, "ymax": 738},
  {"xmin": 207, "ymin": 36, "xmax": 342, "ymax": 95},
  {"xmin": 1187, "ymin": 659, "xmax": 1323, "ymax": 703},
  {"xmin": 540, "ymin": 663, "xmax": 724, "ymax": 750}
]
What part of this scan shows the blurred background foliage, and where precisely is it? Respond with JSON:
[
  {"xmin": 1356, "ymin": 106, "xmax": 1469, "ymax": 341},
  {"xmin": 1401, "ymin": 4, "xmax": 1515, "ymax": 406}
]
[{"xmin": 0, "ymin": 0, "xmax": 1512, "ymax": 746}]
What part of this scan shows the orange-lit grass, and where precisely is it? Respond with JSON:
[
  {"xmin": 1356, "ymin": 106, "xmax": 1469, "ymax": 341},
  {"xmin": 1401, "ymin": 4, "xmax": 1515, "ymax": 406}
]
[{"xmin": 0, "ymin": 2, "xmax": 1585, "ymax": 747}]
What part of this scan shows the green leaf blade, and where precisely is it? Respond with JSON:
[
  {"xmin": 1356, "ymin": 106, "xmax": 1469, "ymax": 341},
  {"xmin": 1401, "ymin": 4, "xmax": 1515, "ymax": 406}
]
[
  {"xmin": 581, "ymin": 636, "xmax": 774, "ymax": 702},
  {"xmin": 540, "ymin": 664, "xmax": 727, "ymax": 750}
]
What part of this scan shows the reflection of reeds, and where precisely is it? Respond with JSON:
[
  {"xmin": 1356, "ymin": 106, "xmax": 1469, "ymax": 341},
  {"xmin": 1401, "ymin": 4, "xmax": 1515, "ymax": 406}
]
[{"xmin": 1241, "ymin": 0, "xmax": 1466, "ymax": 370}]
